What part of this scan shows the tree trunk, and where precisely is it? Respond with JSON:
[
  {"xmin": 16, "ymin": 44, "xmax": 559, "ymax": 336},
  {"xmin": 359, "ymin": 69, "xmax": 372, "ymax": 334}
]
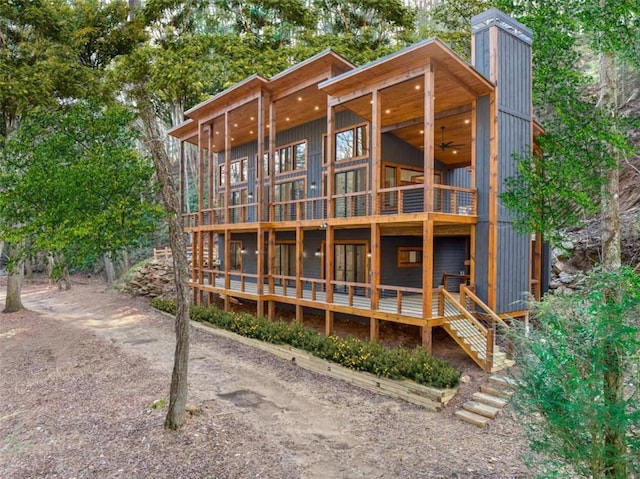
[
  {"xmin": 104, "ymin": 252, "xmax": 116, "ymax": 284},
  {"xmin": 138, "ymin": 97, "xmax": 191, "ymax": 430},
  {"xmin": 3, "ymin": 243, "xmax": 24, "ymax": 313},
  {"xmin": 597, "ymin": 45, "xmax": 626, "ymax": 478}
]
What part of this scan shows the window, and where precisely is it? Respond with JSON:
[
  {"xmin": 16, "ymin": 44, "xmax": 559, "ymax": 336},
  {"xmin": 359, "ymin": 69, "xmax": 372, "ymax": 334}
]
[
  {"xmin": 274, "ymin": 179, "xmax": 305, "ymax": 202},
  {"xmin": 335, "ymin": 124, "xmax": 367, "ymax": 161},
  {"xmin": 335, "ymin": 167, "xmax": 367, "ymax": 217},
  {"xmin": 398, "ymin": 247, "xmax": 423, "ymax": 268},
  {"xmin": 229, "ymin": 241, "xmax": 242, "ymax": 271},
  {"xmin": 255, "ymin": 152, "xmax": 269, "ymax": 178},
  {"xmin": 229, "ymin": 189, "xmax": 248, "ymax": 223},
  {"xmin": 274, "ymin": 243, "xmax": 296, "ymax": 276},
  {"xmin": 274, "ymin": 141, "xmax": 306, "ymax": 174},
  {"xmin": 274, "ymin": 179, "xmax": 305, "ymax": 221},
  {"xmin": 220, "ymin": 158, "xmax": 248, "ymax": 186}
]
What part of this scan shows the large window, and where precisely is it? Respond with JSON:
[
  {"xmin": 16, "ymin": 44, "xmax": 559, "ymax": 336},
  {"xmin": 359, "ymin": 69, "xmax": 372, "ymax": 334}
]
[
  {"xmin": 274, "ymin": 243, "xmax": 296, "ymax": 277},
  {"xmin": 219, "ymin": 158, "xmax": 248, "ymax": 186},
  {"xmin": 335, "ymin": 167, "xmax": 367, "ymax": 217},
  {"xmin": 274, "ymin": 179, "xmax": 305, "ymax": 221},
  {"xmin": 229, "ymin": 240, "xmax": 242, "ymax": 271},
  {"xmin": 274, "ymin": 141, "xmax": 306, "ymax": 174},
  {"xmin": 335, "ymin": 124, "xmax": 367, "ymax": 161},
  {"xmin": 229, "ymin": 188, "xmax": 248, "ymax": 223}
]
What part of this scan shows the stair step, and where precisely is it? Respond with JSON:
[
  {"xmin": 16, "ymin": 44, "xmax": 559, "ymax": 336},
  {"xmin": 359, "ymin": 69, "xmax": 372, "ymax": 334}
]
[
  {"xmin": 462, "ymin": 400, "xmax": 501, "ymax": 418},
  {"xmin": 473, "ymin": 392, "xmax": 508, "ymax": 409},
  {"xmin": 480, "ymin": 384, "xmax": 514, "ymax": 398},
  {"xmin": 489, "ymin": 375, "xmax": 517, "ymax": 388},
  {"xmin": 455, "ymin": 409, "xmax": 491, "ymax": 428}
]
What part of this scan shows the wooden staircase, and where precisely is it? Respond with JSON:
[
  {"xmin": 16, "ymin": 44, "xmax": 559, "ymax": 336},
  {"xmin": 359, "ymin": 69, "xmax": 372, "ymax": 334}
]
[
  {"xmin": 455, "ymin": 375, "xmax": 515, "ymax": 427},
  {"xmin": 440, "ymin": 287, "xmax": 513, "ymax": 372}
]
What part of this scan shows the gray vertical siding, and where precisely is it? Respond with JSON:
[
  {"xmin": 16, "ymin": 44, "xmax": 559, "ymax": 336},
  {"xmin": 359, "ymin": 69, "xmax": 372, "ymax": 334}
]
[{"xmin": 472, "ymin": 10, "xmax": 534, "ymax": 314}]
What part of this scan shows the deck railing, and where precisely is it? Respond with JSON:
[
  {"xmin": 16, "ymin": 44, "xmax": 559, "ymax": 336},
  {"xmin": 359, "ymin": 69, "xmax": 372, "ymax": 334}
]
[
  {"xmin": 271, "ymin": 197, "xmax": 327, "ymax": 222},
  {"xmin": 377, "ymin": 184, "xmax": 476, "ymax": 215}
]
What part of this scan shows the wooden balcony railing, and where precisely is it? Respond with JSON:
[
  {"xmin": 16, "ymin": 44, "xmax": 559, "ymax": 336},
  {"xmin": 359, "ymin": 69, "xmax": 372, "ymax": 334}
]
[
  {"xmin": 270, "ymin": 197, "xmax": 327, "ymax": 222},
  {"xmin": 378, "ymin": 184, "xmax": 476, "ymax": 215}
]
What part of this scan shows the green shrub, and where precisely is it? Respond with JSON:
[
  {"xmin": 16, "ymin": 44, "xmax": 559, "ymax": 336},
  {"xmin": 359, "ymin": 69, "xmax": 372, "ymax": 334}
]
[{"xmin": 151, "ymin": 298, "xmax": 460, "ymax": 388}]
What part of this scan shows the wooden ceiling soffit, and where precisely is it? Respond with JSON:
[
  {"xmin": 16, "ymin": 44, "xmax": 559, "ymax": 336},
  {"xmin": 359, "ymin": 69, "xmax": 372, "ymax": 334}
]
[
  {"xmin": 185, "ymin": 75, "xmax": 269, "ymax": 121},
  {"xmin": 270, "ymin": 50, "xmax": 354, "ymax": 101},
  {"xmin": 327, "ymin": 65, "xmax": 429, "ymax": 107},
  {"xmin": 380, "ymin": 104, "xmax": 473, "ymax": 134},
  {"xmin": 196, "ymin": 89, "xmax": 265, "ymax": 126},
  {"xmin": 167, "ymin": 118, "xmax": 198, "ymax": 143}
]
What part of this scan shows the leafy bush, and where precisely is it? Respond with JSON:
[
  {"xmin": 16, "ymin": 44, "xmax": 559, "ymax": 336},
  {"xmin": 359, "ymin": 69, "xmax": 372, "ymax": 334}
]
[{"xmin": 151, "ymin": 298, "xmax": 461, "ymax": 388}]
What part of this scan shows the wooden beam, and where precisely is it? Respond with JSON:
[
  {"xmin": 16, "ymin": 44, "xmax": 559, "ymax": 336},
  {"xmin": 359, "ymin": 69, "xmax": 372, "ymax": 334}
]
[
  {"xmin": 178, "ymin": 139, "xmax": 184, "ymax": 227},
  {"xmin": 296, "ymin": 226, "xmax": 304, "ymax": 322},
  {"xmin": 423, "ymin": 65, "xmax": 435, "ymax": 212},
  {"xmin": 269, "ymin": 97, "xmax": 276, "ymax": 223},
  {"xmin": 421, "ymin": 219, "xmax": 434, "ymax": 350},
  {"xmin": 325, "ymin": 225, "xmax": 334, "ymax": 336},
  {"xmin": 487, "ymin": 25, "xmax": 499, "ymax": 310},
  {"xmin": 326, "ymin": 105, "xmax": 335, "ymax": 219},
  {"xmin": 380, "ymin": 104, "xmax": 473, "ymax": 134},
  {"xmin": 268, "ymin": 228, "xmax": 275, "ymax": 320},
  {"xmin": 371, "ymin": 90, "xmax": 381, "ymax": 215},
  {"xmin": 224, "ymin": 229, "xmax": 231, "ymax": 311},
  {"xmin": 257, "ymin": 91, "xmax": 266, "ymax": 222},
  {"xmin": 370, "ymin": 223, "xmax": 380, "ymax": 341},
  {"xmin": 328, "ymin": 66, "xmax": 428, "ymax": 106},
  {"xmin": 224, "ymin": 111, "xmax": 231, "ymax": 224}
]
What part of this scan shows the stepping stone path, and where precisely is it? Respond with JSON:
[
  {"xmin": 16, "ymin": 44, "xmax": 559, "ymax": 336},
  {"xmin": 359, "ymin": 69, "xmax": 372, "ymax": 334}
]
[{"xmin": 455, "ymin": 374, "xmax": 516, "ymax": 427}]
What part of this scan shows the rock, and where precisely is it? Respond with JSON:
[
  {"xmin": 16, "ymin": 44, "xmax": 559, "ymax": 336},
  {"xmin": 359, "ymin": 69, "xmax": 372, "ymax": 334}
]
[
  {"xmin": 559, "ymin": 272, "xmax": 576, "ymax": 284},
  {"xmin": 460, "ymin": 375, "xmax": 472, "ymax": 384}
]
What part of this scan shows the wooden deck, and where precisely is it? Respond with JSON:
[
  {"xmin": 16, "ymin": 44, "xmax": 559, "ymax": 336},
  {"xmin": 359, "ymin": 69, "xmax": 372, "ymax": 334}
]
[{"xmin": 195, "ymin": 276, "xmax": 461, "ymax": 323}]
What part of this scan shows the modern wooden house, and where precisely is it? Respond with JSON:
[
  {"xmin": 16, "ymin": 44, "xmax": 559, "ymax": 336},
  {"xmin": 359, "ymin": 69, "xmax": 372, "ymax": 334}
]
[{"xmin": 168, "ymin": 9, "xmax": 546, "ymax": 372}]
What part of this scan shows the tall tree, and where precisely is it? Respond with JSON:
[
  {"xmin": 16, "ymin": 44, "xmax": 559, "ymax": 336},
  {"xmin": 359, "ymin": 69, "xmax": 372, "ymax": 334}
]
[
  {"xmin": 0, "ymin": 0, "xmax": 144, "ymax": 311},
  {"xmin": 0, "ymin": 101, "xmax": 161, "ymax": 287}
]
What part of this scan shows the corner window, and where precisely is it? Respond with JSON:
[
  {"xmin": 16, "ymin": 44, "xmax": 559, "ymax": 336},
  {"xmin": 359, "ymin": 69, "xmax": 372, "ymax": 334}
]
[{"xmin": 335, "ymin": 124, "xmax": 367, "ymax": 161}]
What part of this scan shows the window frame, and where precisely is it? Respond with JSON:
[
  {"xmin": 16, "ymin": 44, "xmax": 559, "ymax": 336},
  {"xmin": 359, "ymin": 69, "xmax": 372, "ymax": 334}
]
[
  {"xmin": 229, "ymin": 240, "xmax": 243, "ymax": 271},
  {"xmin": 397, "ymin": 246, "xmax": 423, "ymax": 268},
  {"xmin": 273, "ymin": 140, "xmax": 307, "ymax": 176}
]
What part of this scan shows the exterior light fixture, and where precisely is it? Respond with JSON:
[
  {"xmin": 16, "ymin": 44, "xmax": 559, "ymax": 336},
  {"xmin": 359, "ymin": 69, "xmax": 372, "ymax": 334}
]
[
  {"xmin": 320, "ymin": 222, "xmax": 328, "ymax": 229},
  {"xmin": 240, "ymin": 248, "xmax": 247, "ymax": 255},
  {"xmin": 248, "ymin": 191, "xmax": 254, "ymax": 201},
  {"xmin": 310, "ymin": 181, "xmax": 317, "ymax": 190},
  {"xmin": 315, "ymin": 248, "xmax": 323, "ymax": 258}
]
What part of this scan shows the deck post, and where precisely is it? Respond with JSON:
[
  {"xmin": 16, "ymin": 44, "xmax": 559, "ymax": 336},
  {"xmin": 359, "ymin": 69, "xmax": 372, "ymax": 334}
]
[
  {"xmin": 325, "ymin": 225, "xmax": 334, "ymax": 336},
  {"xmin": 224, "ymin": 229, "xmax": 231, "ymax": 311},
  {"xmin": 192, "ymin": 231, "xmax": 200, "ymax": 305},
  {"xmin": 370, "ymin": 223, "xmax": 380, "ymax": 341},
  {"xmin": 421, "ymin": 219, "xmax": 434, "ymax": 351},
  {"xmin": 256, "ymin": 227, "xmax": 264, "ymax": 317},
  {"xmin": 423, "ymin": 64, "xmax": 435, "ymax": 213},
  {"xmin": 295, "ymin": 226, "xmax": 304, "ymax": 323},
  {"xmin": 267, "ymin": 228, "xmax": 275, "ymax": 320}
]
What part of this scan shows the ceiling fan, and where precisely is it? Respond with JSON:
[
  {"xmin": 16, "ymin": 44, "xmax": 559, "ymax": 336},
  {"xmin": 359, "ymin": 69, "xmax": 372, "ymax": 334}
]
[{"xmin": 438, "ymin": 126, "xmax": 465, "ymax": 151}]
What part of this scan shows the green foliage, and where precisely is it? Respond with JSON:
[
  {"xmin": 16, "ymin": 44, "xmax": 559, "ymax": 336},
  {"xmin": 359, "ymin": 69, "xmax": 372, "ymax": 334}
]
[
  {"xmin": 151, "ymin": 298, "xmax": 461, "ymax": 388},
  {"xmin": 0, "ymin": 100, "xmax": 163, "ymax": 270},
  {"xmin": 510, "ymin": 267, "xmax": 640, "ymax": 478}
]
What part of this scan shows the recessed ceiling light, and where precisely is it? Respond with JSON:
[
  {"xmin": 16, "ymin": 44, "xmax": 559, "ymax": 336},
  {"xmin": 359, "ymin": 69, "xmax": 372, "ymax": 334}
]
[
  {"xmin": 453, "ymin": 150, "xmax": 458, "ymax": 154},
  {"xmin": 369, "ymin": 100, "xmax": 373, "ymax": 104},
  {"xmin": 415, "ymin": 85, "xmax": 420, "ymax": 90},
  {"xmin": 286, "ymin": 117, "xmax": 290, "ymax": 121},
  {"xmin": 250, "ymin": 116, "xmax": 254, "ymax": 121},
  {"xmin": 215, "ymin": 131, "xmax": 219, "ymax": 135},
  {"xmin": 385, "ymin": 109, "xmax": 391, "ymax": 114},
  {"xmin": 233, "ymin": 123, "xmax": 238, "ymax": 127},
  {"xmin": 249, "ymin": 130, "xmax": 254, "ymax": 134},
  {"xmin": 297, "ymin": 96, "xmax": 302, "ymax": 101},
  {"xmin": 420, "ymin": 129, "xmax": 424, "ymax": 134},
  {"xmin": 314, "ymin": 106, "xmax": 319, "ymax": 111},
  {"xmin": 266, "ymin": 124, "xmax": 269, "ymax": 128},
  {"xmin": 231, "ymin": 137, "xmax": 234, "ymax": 141},
  {"xmin": 464, "ymin": 119, "xmax": 470, "ymax": 124}
]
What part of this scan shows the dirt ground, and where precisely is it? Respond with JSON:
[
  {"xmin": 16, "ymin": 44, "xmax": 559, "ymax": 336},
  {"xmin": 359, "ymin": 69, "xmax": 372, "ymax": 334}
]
[{"xmin": 0, "ymin": 275, "xmax": 532, "ymax": 478}]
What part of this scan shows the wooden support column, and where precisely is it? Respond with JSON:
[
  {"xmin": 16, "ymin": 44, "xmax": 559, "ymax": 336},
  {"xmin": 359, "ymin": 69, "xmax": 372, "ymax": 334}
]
[
  {"xmin": 198, "ymin": 122, "xmax": 205, "ymax": 225},
  {"xmin": 268, "ymin": 98, "xmax": 276, "ymax": 223},
  {"xmin": 192, "ymin": 230, "xmax": 199, "ymax": 305},
  {"xmin": 207, "ymin": 231, "xmax": 214, "ymax": 305},
  {"xmin": 370, "ymin": 223, "xmax": 380, "ymax": 341},
  {"xmin": 295, "ymin": 226, "xmax": 304, "ymax": 322},
  {"xmin": 207, "ymin": 125, "xmax": 214, "ymax": 221},
  {"xmin": 423, "ymin": 64, "xmax": 435, "ymax": 212},
  {"xmin": 371, "ymin": 91, "xmax": 381, "ymax": 216},
  {"xmin": 224, "ymin": 111, "xmax": 231, "ymax": 224},
  {"xmin": 421, "ymin": 219, "xmax": 434, "ymax": 351},
  {"xmin": 257, "ymin": 91, "xmax": 267, "ymax": 222},
  {"xmin": 487, "ymin": 24, "xmax": 499, "ymax": 310},
  {"xmin": 224, "ymin": 229, "xmax": 231, "ymax": 311},
  {"xmin": 324, "ymin": 225, "xmax": 334, "ymax": 336},
  {"xmin": 326, "ymin": 104, "xmax": 335, "ymax": 219},
  {"xmin": 256, "ymin": 227, "xmax": 264, "ymax": 317},
  {"xmin": 267, "ymin": 228, "xmax": 276, "ymax": 320}
]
